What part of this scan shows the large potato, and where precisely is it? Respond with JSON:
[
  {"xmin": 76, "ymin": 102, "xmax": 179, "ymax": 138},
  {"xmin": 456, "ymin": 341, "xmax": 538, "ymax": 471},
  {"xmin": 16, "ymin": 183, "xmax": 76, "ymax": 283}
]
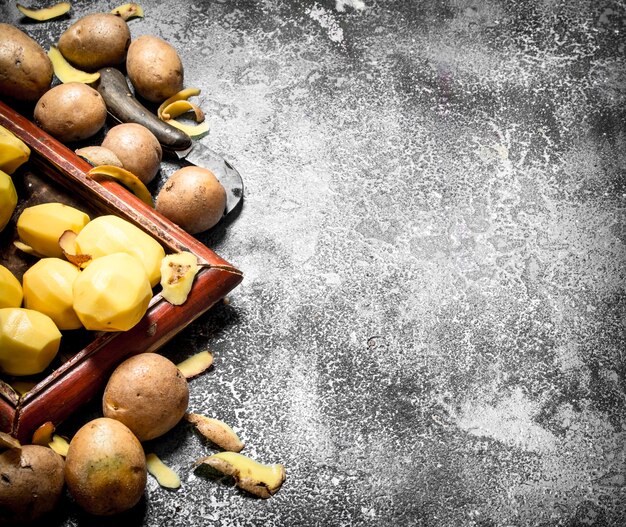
[
  {"xmin": 126, "ymin": 35, "xmax": 184, "ymax": 103},
  {"xmin": 64, "ymin": 417, "xmax": 147, "ymax": 516},
  {"xmin": 58, "ymin": 13, "xmax": 130, "ymax": 72},
  {"xmin": 34, "ymin": 83, "xmax": 107, "ymax": 143},
  {"xmin": 102, "ymin": 352, "xmax": 189, "ymax": 441},
  {"xmin": 101, "ymin": 123, "xmax": 162, "ymax": 184},
  {"xmin": 156, "ymin": 166, "xmax": 227, "ymax": 233},
  {"xmin": 0, "ymin": 445, "xmax": 65, "ymax": 524},
  {"xmin": 0, "ymin": 23, "xmax": 53, "ymax": 102}
]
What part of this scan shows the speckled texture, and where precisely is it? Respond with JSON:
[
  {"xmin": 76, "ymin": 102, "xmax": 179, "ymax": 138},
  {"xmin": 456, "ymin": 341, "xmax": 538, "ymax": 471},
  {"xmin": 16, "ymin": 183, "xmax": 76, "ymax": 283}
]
[{"xmin": 1, "ymin": 1, "xmax": 625, "ymax": 525}]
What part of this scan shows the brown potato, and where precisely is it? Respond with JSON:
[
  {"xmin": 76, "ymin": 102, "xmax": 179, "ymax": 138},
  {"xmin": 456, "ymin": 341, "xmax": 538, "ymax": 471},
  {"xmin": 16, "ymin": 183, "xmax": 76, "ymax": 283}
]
[
  {"xmin": 75, "ymin": 145, "xmax": 123, "ymax": 167},
  {"xmin": 102, "ymin": 353, "xmax": 189, "ymax": 441},
  {"xmin": 0, "ymin": 445, "xmax": 65, "ymax": 524},
  {"xmin": 0, "ymin": 23, "xmax": 53, "ymax": 102},
  {"xmin": 64, "ymin": 417, "xmax": 146, "ymax": 516},
  {"xmin": 101, "ymin": 123, "xmax": 162, "ymax": 184},
  {"xmin": 34, "ymin": 82, "xmax": 107, "ymax": 143},
  {"xmin": 57, "ymin": 13, "xmax": 131, "ymax": 72},
  {"xmin": 126, "ymin": 35, "xmax": 184, "ymax": 103},
  {"xmin": 34, "ymin": 83, "xmax": 107, "ymax": 143},
  {"xmin": 156, "ymin": 166, "xmax": 226, "ymax": 233}
]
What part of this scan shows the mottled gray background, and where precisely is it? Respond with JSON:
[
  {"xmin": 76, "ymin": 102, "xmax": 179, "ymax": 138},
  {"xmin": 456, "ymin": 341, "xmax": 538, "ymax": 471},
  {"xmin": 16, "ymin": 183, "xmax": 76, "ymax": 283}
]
[{"xmin": 1, "ymin": 0, "xmax": 625, "ymax": 525}]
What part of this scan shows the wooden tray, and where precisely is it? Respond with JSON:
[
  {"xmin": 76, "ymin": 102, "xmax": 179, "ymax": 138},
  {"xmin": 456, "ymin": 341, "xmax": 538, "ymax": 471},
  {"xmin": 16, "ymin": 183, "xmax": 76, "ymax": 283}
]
[{"xmin": 0, "ymin": 99, "xmax": 243, "ymax": 442}]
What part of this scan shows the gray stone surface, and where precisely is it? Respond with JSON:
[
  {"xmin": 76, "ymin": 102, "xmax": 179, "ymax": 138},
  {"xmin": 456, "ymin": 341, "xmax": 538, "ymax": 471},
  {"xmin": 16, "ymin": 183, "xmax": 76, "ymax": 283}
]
[{"xmin": 1, "ymin": 0, "xmax": 625, "ymax": 525}]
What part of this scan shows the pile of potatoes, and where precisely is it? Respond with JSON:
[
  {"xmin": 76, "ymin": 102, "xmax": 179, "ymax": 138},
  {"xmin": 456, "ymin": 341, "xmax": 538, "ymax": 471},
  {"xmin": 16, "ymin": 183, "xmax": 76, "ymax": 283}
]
[
  {"xmin": 0, "ymin": 349, "xmax": 285, "ymax": 522},
  {"xmin": 0, "ymin": 7, "xmax": 227, "ymax": 234},
  {"xmin": 1, "ymin": 352, "xmax": 190, "ymax": 521}
]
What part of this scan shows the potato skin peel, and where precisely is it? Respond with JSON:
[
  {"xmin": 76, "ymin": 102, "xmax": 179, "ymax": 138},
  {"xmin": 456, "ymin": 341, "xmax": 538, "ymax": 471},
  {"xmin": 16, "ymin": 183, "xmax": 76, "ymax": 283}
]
[
  {"xmin": 185, "ymin": 413, "xmax": 244, "ymax": 452},
  {"xmin": 176, "ymin": 350, "xmax": 213, "ymax": 379},
  {"xmin": 197, "ymin": 451, "xmax": 285, "ymax": 499},
  {"xmin": 146, "ymin": 453, "xmax": 181, "ymax": 489}
]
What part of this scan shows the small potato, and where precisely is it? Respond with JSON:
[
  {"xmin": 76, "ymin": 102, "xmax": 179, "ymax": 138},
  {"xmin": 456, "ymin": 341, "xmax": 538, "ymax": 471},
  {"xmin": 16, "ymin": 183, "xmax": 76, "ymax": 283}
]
[
  {"xmin": 126, "ymin": 35, "xmax": 184, "ymax": 103},
  {"xmin": 0, "ymin": 445, "xmax": 65, "ymax": 524},
  {"xmin": 75, "ymin": 145, "xmax": 123, "ymax": 168},
  {"xmin": 103, "ymin": 353, "xmax": 189, "ymax": 441},
  {"xmin": 57, "ymin": 13, "xmax": 130, "ymax": 72},
  {"xmin": 65, "ymin": 417, "xmax": 146, "ymax": 516},
  {"xmin": 101, "ymin": 123, "xmax": 162, "ymax": 184},
  {"xmin": 0, "ymin": 23, "xmax": 53, "ymax": 101},
  {"xmin": 156, "ymin": 166, "xmax": 226, "ymax": 233},
  {"xmin": 34, "ymin": 83, "xmax": 107, "ymax": 143}
]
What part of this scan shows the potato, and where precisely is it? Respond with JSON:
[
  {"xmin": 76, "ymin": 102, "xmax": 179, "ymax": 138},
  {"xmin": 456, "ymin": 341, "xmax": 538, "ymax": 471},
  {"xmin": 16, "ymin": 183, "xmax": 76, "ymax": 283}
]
[
  {"xmin": 101, "ymin": 123, "xmax": 162, "ymax": 184},
  {"xmin": 0, "ymin": 445, "xmax": 65, "ymax": 524},
  {"xmin": 75, "ymin": 145, "xmax": 123, "ymax": 168},
  {"xmin": 156, "ymin": 166, "xmax": 226, "ymax": 233},
  {"xmin": 0, "ymin": 23, "xmax": 53, "ymax": 102},
  {"xmin": 34, "ymin": 83, "xmax": 107, "ymax": 143},
  {"xmin": 102, "ymin": 352, "xmax": 189, "ymax": 441},
  {"xmin": 126, "ymin": 35, "xmax": 184, "ymax": 103},
  {"xmin": 64, "ymin": 417, "xmax": 146, "ymax": 516},
  {"xmin": 57, "ymin": 13, "xmax": 131, "ymax": 72}
]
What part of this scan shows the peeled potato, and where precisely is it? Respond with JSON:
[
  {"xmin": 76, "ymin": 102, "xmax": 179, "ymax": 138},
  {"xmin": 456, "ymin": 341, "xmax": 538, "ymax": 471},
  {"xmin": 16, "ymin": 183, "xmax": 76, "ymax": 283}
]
[{"xmin": 156, "ymin": 166, "xmax": 226, "ymax": 233}]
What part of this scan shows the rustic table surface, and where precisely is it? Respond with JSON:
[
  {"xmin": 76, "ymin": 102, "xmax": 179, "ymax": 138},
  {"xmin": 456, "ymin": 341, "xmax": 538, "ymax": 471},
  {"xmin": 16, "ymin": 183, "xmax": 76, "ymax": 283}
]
[{"xmin": 1, "ymin": 1, "xmax": 625, "ymax": 526}]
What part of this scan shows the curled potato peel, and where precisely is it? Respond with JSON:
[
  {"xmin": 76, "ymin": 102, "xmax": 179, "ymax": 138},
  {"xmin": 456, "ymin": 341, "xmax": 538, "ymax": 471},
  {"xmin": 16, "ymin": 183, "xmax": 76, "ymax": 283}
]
[
  {"xmin": 48, "ymin": 46, "xmax": 100, "ymax": 84},
  {"xmin": 196, "ymin": 451, "xmax": 285, "ymax": 499},
  {"xmin": 111, "ymin": 3, "xmax": 144, "ymax": 21},
  {"xmin": 86, "ymin": 165, "xmax": 153, "ymax": 207},
  {"xmin": 146, "ymin": 453, "xmax": 181, "ymax": 489},
  {"xmin": 185, "ymin": 413, "xmax": 244, "ymax": 452},
  {"xmin": 16, "ymin": 2, "xmax": 71, "ymax": 21},
  {"xmin": 157, "ymin": 88, "xmax": 209, "ymax": 139},
  {"xmin": 176, "ymin": 350, "xmax": 213, "ymax": 379}
]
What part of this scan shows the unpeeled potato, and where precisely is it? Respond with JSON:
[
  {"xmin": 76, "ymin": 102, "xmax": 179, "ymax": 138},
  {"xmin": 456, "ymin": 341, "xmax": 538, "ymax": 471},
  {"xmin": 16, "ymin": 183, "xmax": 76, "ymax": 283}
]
[
  {"xmin": 126, "ymin": 35, "xmax": 184, "ymax": 103},
  {"xmin": 34, "ymin": 83, "xmax": 107, "ymax": 143},
  {"xmin": 0, "ymin": 445, "xmax": 65, "ymax": 524},
  {"xmin": 101, "ymin": 123, "xmax": 162, "ymax": 184},
  {"xmin": 156, "ymin": 166, "xmax": 226, "ymax": 233},
  {"xmin": 57, "ymin": 13, "xmax": 131, "ymax": 72},
  {"xmin": 102, "ymin": 353, "xmax": 189, "ymax": 441},
  {"xmin": 64, "ymin": 417, "xmax": 147, "ymax": 516},
  {"xmin": 0, "ymin": 23, "xmax": 53, "ymax": 102}
]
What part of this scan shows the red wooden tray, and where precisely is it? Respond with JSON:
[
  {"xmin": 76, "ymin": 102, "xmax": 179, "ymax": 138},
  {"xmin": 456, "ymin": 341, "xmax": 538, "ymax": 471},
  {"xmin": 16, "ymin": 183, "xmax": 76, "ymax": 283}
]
[{"xmin": 0, "ymin": 99, "xmax": 243, "ymax": 442}]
